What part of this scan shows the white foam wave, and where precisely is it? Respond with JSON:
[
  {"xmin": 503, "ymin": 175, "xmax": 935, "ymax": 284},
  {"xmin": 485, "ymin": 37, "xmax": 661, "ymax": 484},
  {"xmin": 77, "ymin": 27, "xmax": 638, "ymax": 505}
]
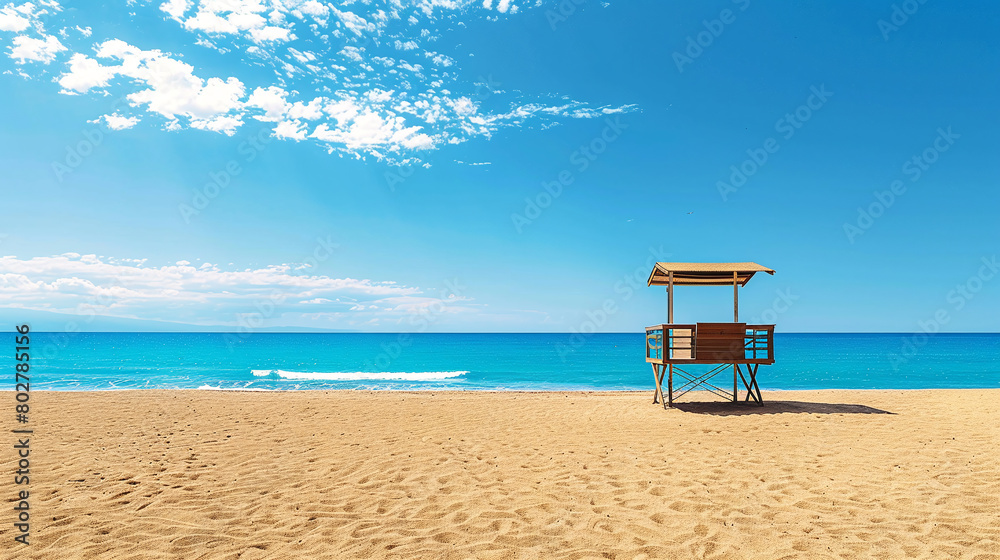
[
  {"xmin": 250, "ymin": 370, "xmax": 469, "ymax": 381},
  {"xmin": 197, "ymin": 384, "xmax": 273, "ymax": 391}
]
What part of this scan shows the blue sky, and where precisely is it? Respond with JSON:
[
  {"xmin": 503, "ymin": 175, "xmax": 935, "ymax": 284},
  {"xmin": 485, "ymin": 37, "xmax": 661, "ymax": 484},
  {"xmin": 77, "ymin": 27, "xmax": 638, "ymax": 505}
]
[{"xmin": 0, "ymin": 0, "xmax": 997, "ymax": 332}]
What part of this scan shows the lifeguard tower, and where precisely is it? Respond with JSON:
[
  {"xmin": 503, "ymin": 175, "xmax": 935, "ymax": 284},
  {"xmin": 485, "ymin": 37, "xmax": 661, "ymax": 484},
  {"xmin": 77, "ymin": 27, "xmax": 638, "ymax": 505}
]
[{"xmin": 645, "ymin": 262, "xmax": 775, "ymax": 407}]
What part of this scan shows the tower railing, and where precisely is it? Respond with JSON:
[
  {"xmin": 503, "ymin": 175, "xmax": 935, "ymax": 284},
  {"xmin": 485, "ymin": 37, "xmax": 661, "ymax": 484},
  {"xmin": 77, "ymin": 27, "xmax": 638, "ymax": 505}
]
[{"xmin": 645, "ymin": 323, "xmax": 774, "ymax": 364}]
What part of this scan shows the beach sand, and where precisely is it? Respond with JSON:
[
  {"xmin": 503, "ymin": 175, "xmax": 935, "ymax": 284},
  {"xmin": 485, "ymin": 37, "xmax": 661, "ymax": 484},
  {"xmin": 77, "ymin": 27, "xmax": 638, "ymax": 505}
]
[{"xmin": 6, "ymin": 389, "xmax": 1000, "ymax": 559}]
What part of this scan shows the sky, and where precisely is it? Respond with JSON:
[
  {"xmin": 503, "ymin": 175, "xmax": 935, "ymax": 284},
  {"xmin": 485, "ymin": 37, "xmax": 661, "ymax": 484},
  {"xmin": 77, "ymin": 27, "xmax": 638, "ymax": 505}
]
[{"xmin": 0, "ymin": 0, "xmax": 998, "ymax": 333}]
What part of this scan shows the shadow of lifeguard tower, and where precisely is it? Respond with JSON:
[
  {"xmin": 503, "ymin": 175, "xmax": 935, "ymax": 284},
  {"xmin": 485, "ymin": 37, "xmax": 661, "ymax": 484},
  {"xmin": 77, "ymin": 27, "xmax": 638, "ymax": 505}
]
[{"xmin": 645, "ymin": 262, "xmax": 775, "ymax": 408}]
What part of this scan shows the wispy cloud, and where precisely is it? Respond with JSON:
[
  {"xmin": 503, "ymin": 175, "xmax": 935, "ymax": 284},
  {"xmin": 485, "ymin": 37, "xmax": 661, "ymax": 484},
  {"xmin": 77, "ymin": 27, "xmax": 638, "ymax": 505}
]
[{"xmin": 0, "ymin": 253, "xmax": 437, "ymax": 327}]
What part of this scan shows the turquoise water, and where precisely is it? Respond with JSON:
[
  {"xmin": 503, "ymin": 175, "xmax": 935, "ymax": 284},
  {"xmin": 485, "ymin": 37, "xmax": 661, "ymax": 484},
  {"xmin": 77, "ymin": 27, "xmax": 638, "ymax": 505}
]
[{"xmin": 17, "ymin": 332, "xmax": 1000, "ymax": 391}]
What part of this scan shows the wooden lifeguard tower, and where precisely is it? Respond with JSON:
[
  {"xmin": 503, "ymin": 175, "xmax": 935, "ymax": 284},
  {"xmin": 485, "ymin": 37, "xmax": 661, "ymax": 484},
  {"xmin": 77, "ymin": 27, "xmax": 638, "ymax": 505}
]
[{"xmin": 645, "ymin": 262, "xmax": 775, "ymax": 407}]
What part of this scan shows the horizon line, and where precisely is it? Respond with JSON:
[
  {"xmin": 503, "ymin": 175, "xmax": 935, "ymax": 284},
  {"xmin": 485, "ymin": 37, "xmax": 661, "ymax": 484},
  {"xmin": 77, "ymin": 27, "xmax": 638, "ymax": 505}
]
[{"xmin": 9, "ymin": 331, "xmax": 1000, "ymax": 335}]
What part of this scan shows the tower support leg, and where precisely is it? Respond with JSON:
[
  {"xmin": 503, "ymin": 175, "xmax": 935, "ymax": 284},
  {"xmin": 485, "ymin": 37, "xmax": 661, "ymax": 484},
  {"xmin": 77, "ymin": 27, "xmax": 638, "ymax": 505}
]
[
  {"xmin": 733, "ymin": 364, "xmax": 738, "ymax": 402},
  {"xmin": 667, "ymin": 365, "xmax": 673, "ymax": 408},
  {"xmin": 651, "ymin": 363, "xmax": 665, "ymax": 404}
]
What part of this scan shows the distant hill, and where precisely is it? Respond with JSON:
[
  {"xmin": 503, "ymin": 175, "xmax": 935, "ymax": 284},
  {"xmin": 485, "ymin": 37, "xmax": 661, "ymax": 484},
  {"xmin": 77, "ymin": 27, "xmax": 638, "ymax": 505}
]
[{"xmin": 0, "ymin": 308, "xmax": 356, "ymax": 333}]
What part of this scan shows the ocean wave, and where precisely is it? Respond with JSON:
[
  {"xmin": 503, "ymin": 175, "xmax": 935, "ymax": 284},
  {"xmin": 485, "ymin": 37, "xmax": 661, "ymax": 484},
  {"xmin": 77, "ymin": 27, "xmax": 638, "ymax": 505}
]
[
  {"xmin": 197, "ymin": 384, "xmax": 274, "ymax": 391},
  {"xmin": 249, "ymin": 370, "xmax": 469, "ymax": 381}
]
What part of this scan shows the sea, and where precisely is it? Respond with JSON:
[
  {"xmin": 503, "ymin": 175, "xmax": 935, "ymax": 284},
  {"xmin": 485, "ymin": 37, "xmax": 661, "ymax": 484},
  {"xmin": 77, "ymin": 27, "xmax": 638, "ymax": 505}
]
[{"xmin": 15, "ymin": 332, "xmax": 1000, "ymax": 392}]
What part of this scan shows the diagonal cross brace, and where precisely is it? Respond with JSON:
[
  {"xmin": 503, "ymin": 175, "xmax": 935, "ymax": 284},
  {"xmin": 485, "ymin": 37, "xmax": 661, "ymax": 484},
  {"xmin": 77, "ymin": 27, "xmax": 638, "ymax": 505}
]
[
  {"xmin": 671, "ymin": 364, "xmax": 734, "ymax": 401},
  {"xmin": 736, "ymin": 363, "xmax": 763, "ymax": 405}
]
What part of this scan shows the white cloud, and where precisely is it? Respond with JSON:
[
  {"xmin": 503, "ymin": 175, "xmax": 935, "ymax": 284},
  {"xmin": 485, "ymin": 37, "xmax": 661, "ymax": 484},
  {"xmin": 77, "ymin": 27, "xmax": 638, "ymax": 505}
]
[
  {"xmin": 323, "ymin": 98, "xmax": 361, "ymax": 124},
  {"xmin": 366, "ymin": 89, "xmax": 393, "ymax": 103},
  {"xmin": 339, "ymin": 45, "xmax": 362, "ymax": 62},
  {"xmin": 162, "ymin": 0, "xmax": 300, "ymax": 43},
  {"xmin": 91, "ymin": 113, "xmax": 140, "ymax": 130},
  {"xmin": 287, "ymin": 46, "xmax": 315, "ymax": 63},
  {"xmin": 297, "ymin": 1, "xmax": 328, "ymax": 19},
  {"xmin": 159, "ymin": 0, "xmax": 190, "ymax": 19},
  {"xmin": 131, "ymin": 71, "xmax": 245, "ymax": 120},
  {"xmin": 57, "ymin": 53, "xmax": 116, "ymax": 93},
  {"xmin": 190, "ymin": 113, "xmax": 243, "ymax": 136},
  {"xmin": 249, "ymin": 25, "xmax": 291, "ymax": 42},
  {"xmin": 246, "ymin": 85, "xmax": 289, "ymax": 121},
  {"xmin": 0, "ymin": 4, "xmax": 30, "ymax": 32},
  {"xmin": 287, "ymin": 97, "xmax": 325, "ymax": 120},
  {"xmin": 397, "ymin": 61, "xmax": 423, "ymax": 73},
  {"xmin": 0, "ymin": 253, "xmax": 430, "ymax": 328},
  {"xmin": 9, "ymin": 34, "xmax": 65, "ymax": 64},
  {"xmin": 274, "ymin": 119, "xmax": 306, "ymax": 140},
  {"xmin": 331, "ymin": 8, "xmax": 374, "ymax": 36},
  {"xmin": 311, "ymin": 110, "xmax": 435, "ymax": 152},
  {"xmin": 450, "ymin": 96, "xmax": 475, "ymax": 116},
  {"xmin": 427, "ymin": 52, "xmax": 454, "ymax": 67},
  {"xmin": 59, "ymin": 40, "xmax": 246, "ymax": 133}
]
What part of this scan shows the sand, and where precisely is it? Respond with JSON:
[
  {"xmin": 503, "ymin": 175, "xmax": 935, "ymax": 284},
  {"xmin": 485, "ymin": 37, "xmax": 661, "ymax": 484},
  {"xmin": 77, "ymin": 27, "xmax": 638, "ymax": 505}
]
[{"xmin": 4, "ymin": 389, "xmax": 1000, "ymax": 559}]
